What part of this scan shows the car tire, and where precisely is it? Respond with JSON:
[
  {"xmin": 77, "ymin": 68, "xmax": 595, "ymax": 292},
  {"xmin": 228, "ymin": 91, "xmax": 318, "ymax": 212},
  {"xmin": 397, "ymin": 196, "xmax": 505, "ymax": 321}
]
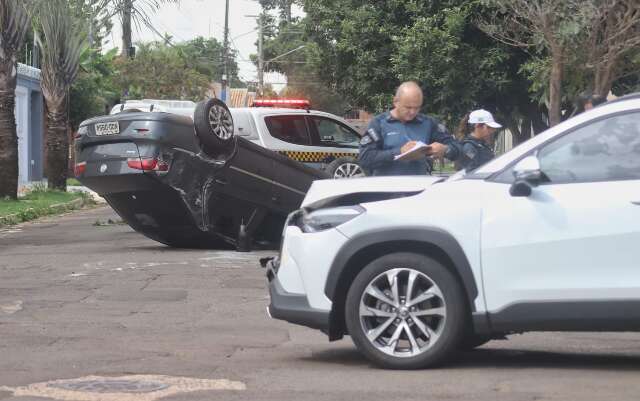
[
  {"xmin": 193, "ymin": 98, "xmax": 235, "ymax": 154},
  {"xmin": 345, "ymin": 252, "xmax": 466, "ymax": 369},
  {"xmin": 326, "ymin": 157, "xmax": 365, "ymax": 179}
]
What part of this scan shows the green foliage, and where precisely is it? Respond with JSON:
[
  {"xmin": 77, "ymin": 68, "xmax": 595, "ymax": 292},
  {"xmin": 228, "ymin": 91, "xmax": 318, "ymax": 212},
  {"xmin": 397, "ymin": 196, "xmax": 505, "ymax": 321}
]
[
  {"xmin": 70, "ymin": 48, "xmax": 119, "ymax": 129},
  {"xmin": 303, "ymin": 0, "xmax": 537, "ymax": 127},
  {"xmin": 114, "ymin": 41, "xmax": 211, "ymax": 100},
  {"xmin": 0, "ymin": 188, "xmax": 85, "ymax": 226},
  {"xmin": 112, "ymin": 36, "xmax": 243, "ymax": 101},
  {"xmin": 178, "ymin": 36, "xmax": 243, "ymax": 87},
  {"xmin": 253, "ymin": 10, "xmax": 348, "ymax": 113}
]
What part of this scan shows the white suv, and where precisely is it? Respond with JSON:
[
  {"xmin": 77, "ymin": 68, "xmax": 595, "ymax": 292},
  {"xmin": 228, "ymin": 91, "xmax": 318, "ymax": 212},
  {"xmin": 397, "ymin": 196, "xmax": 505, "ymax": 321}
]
[{"xmin": 265, "ymin": 93, "xmax": 640, "ymax": 369}]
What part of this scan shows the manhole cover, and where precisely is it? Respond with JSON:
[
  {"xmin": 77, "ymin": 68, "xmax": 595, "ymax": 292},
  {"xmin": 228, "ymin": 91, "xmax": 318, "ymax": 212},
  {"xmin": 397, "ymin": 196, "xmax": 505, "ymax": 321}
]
[{"xmin": 49, "ymin": 379, "xmax": 169, "ymax": 393}]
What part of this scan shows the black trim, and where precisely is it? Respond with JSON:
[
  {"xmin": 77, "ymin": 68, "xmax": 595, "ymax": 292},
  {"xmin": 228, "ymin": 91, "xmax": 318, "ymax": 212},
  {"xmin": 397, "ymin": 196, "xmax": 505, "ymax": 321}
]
[
  {"xmin": 489, "ymin": 300, "xmax": 640, "ymax": 332},
  {"xmin": 268, "ymin": 273, "xmax": 330, "ymax": 331},
  {"xmin": 324, "ymin": 228, "xmax": 479, "ymax": 309},
  {"xmin": 472, "ymin": 312, "xmax": 492, "ymax": 335}
]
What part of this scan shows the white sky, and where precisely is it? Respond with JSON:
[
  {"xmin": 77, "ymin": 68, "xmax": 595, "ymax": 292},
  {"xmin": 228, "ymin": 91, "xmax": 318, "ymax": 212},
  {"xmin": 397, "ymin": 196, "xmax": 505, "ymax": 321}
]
[{"xmin": 104, "ymin": 0, "xmax": 299, "ymax": 89}]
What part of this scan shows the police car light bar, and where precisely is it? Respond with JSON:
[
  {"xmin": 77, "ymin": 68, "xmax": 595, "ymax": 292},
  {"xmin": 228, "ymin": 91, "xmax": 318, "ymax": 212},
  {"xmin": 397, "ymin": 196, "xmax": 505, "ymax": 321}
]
[{"xmin": 252, "ymin": 98, "xmax": 311, "ymax": 109}]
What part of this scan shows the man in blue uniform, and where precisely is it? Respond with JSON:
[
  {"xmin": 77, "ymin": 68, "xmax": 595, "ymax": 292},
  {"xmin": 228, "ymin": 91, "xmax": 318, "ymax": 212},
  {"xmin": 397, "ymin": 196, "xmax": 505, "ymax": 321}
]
[{"xmin": 358, "ymin": 81, "xmax": 461, "ymax": 176}]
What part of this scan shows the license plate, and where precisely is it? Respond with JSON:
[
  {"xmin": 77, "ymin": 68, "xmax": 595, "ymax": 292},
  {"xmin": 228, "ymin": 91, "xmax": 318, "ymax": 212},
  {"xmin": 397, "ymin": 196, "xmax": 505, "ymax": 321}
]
[{"xmin": 94, "ymin": 122, "xmax": 120, "ymax": 136}]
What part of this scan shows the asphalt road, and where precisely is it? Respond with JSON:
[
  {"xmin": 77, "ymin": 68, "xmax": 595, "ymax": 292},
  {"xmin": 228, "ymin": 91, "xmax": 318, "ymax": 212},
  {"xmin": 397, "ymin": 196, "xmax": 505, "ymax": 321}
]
[{"xmin": 1, "ymin": 206, "xmax": 639, "ymax": 401}]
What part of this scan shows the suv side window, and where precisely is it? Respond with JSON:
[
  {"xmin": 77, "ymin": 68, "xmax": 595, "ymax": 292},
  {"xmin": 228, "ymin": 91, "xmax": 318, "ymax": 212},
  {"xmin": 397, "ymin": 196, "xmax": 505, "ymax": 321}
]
[
  {"xmin": 494, "ymin": 111, "xmax": 640, "ymax": 184},
  {"xmin": 309, "ymin": 116, "xmax": 360, "ymax": 148},
  {"xmin": 538, "ymin": 112, "xmax": 640, "ymax": 183},
  {"xmin": 264, "ymin": 115, "xmax": 311, "ymax": 145}
]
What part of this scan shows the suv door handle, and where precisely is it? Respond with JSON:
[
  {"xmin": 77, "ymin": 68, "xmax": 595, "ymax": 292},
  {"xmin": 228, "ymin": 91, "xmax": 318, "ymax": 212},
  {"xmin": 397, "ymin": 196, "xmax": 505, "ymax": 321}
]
[{"xmin": 631, "ymin": 201, "xmax": 640, "ymax": 206}]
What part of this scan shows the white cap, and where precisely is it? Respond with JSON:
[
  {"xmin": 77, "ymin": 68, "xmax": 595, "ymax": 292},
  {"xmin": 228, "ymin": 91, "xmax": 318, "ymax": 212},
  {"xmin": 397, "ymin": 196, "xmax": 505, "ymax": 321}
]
[{"xmin": 468, "ymin": 109, "xmax": 502, "ymax": 128}]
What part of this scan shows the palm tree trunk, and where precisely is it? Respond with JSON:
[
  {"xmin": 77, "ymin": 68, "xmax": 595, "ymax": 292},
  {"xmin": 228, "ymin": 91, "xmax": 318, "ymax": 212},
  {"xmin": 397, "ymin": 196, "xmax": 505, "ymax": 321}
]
[
  {"xmin": 121, "ymin": 0, "xmax": 132, "ymax": 58},
  {"xmin": 44, "ymin": 101, "xmax": 68, "ymax": 191},
  {"xmin": 0, "ymin": 61, "xmax": 19, "ymax": 199}
]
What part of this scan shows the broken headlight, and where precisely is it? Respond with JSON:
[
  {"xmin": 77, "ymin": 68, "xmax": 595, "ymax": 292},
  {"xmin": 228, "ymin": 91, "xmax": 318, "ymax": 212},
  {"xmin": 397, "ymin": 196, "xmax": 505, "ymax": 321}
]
[{"xmin": 299, "ymin": 205, "xmax": 365, "ymax": 233}]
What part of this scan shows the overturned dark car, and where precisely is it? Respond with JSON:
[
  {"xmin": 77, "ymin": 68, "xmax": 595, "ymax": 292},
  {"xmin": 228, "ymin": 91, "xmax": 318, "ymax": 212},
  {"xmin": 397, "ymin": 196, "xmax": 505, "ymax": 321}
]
[{"xmin": 74, "ymin": 99, "xmax": 328, "ymax": 249}]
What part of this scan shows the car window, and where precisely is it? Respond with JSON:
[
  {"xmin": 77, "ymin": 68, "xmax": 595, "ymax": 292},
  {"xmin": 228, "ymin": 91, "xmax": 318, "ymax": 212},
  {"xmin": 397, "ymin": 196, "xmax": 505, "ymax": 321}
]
[
  {"xmin": 264, "ymin": 115, "xmax": 311, "ymax": 145},
  {"xmin": 495, "ymin": 111, "xmax": 640, "ymax": 184},
  {"xmin": 310, "ymin": 116, "xmax": 360, "ymax": 148},
  {"xmin": 230, "ymin": 110, "xmax": 258, "ymax": 139}
]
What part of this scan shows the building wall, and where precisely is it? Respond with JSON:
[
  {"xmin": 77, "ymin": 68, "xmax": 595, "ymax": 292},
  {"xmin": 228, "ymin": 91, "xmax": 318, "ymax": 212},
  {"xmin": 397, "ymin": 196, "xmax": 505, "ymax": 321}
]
[{"xmin": 15, "ymin": 63, "xmax": 43, "ymax": 184}]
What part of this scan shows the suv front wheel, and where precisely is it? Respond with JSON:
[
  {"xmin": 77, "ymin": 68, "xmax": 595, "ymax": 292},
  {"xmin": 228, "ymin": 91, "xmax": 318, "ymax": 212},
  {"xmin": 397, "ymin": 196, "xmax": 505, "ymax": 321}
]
[{"xmin": 345, "ymin": 252, "xmax": 466, "ymax": 369}]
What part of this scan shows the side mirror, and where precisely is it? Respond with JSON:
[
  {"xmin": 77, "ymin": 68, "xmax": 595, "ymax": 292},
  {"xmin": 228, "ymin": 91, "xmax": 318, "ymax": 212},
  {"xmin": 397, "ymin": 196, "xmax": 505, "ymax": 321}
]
[{"xmin": 510, "ymin": 155, "xmax": 542, "ymax": 197}]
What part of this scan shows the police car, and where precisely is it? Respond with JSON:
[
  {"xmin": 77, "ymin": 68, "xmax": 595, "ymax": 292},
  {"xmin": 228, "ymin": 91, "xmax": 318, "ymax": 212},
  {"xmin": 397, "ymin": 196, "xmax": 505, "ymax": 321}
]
[{"xmin": 111, "ymin": 98, "xmax": 365, "ymax": 179}]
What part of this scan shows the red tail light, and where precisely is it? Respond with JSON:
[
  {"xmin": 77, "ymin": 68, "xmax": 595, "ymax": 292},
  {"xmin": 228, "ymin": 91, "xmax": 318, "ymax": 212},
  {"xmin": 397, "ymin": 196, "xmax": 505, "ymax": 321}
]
[
  {"xmin": 127, "ymin": 158, "xmax": 169, "ymax": 172},
  {"xmin": 74, "ymin": 161, "xmax": 86, "ymax": 176}
]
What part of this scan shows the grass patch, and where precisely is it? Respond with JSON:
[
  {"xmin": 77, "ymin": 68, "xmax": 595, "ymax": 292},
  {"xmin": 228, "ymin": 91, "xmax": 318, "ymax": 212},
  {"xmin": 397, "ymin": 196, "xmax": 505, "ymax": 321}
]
[
  {"xmin": 66, "ymin": 178, "xmax": 82, "ymax": 186},
  {"xmin": 0, "ymin": 188, "xmax": 89, "ymax": 226}
]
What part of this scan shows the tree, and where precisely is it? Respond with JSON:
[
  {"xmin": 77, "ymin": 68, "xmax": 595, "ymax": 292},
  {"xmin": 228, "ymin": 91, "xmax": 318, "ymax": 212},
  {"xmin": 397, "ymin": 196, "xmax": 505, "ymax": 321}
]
[
  {"xmin": 109, "ymin": 0, "xmax": 180, "ymax": 58},
  {"xmin": 113, "ymin": 41, "xmax": 210, "ymax": 100},
  {"xmin": 257, "ymin": 0, "xmax": 298, "ymax": 23},
  {"xmin": 70, "ymin": 47, "xmax": 119, "ymax": 130},
  {"xmin": 480, "ymin": 0, "xmax": 586, "ymax": 127},
  {"xmin": 302, "ymin": 0, "xmax": 545, "ymax": 138},
  {"xmin": 580, "ymin": 0, "xmax": 640, "ymax": 96},
  {"xmin": 0, "ymin": 0, "xmax": 29, "ymax": 199},
  {"xmin": 179, "ymin": 36, "xmax": 242, "ymax": 86},
  {"xmin": 36, "ymin": 0, "xmax": 85, "ymax": 191}
]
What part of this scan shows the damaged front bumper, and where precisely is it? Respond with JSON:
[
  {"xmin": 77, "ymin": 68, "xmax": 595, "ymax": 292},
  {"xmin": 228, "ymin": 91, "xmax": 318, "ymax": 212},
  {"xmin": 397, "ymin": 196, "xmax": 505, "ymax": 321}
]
[{"xmin": 263, "ymin": 257, "xmax": 330, "ymax": 331}]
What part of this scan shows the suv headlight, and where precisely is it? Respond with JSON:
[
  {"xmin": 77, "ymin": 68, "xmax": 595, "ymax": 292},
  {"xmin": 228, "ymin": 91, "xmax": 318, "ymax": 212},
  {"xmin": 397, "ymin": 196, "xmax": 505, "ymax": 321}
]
[{"xmin": 299, "ymin": 205, "xmax": 365, "ymax": 233}]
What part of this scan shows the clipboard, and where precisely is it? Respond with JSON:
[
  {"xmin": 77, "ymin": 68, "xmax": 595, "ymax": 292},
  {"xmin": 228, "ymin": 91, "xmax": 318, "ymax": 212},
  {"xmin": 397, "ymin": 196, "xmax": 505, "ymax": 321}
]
[{"xmin": 394, "ymin": 141, "xmax": 431, "ymax": 161}]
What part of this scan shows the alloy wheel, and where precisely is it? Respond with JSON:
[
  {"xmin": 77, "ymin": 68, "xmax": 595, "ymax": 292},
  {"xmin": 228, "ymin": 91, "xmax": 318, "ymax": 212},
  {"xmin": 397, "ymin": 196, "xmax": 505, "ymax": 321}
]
[
  {"xmin": 208, "ymin": 104, "xmax": 234, "ymax": 140},
  {"xmin": 333, "ymin": 162, "xmax": 365, "ymax": 178},
  {"xmin": 359, "ymin": 268, "xmax": 447, "ymax": 358}
]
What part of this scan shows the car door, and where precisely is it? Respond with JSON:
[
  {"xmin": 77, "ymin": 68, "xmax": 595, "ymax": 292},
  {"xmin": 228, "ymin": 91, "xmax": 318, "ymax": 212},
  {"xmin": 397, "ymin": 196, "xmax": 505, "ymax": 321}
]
[{"xmin": 480, "ymin": 110, "xmax": 640, "ymax": 329}]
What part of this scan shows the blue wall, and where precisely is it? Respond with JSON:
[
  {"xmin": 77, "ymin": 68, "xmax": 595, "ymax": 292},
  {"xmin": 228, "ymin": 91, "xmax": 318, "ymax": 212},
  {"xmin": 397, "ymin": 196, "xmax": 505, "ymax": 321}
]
[{"xmin": 16, "ymin": 64, "xmax": 44, "ymax": 183}]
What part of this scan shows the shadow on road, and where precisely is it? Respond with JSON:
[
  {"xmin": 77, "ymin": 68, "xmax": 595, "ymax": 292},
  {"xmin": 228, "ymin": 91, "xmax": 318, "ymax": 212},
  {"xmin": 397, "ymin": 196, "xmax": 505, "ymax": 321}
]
[
  {"xmin": 455, "ymin": 347, "xmax": 640, "ymax": 371},
  {"xmin": 304, "ymin": 346, "xmax": 640, "ymax": 371}
]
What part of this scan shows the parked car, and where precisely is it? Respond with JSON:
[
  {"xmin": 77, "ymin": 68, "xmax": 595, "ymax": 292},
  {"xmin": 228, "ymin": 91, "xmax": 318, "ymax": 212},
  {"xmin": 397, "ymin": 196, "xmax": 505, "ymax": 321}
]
[
  {"xmin": 75, "ymin": 99, "xmax": 328, "ymax": 250},
  {"xmin": 265, "ymin": 93, "xmax": 640, "ymax": 369},
  {"xmin": 111, "ymin": 98, "xmax": 365, "ymax": 179}
]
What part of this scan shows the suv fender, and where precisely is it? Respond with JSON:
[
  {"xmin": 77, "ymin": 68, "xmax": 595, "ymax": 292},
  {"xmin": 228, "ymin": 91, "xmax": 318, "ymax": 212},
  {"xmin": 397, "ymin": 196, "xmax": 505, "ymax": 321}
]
[{"xmin": 324, "ymin": 228, "xmax": 484, "ymax": 338}]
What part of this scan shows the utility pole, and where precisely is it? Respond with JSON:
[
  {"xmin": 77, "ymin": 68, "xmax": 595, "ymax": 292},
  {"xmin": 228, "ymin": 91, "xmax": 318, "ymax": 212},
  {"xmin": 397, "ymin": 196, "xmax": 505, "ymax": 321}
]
[
  {"xmin": 257, "ymin": 15, "xmax": 264, "ymax": 97},
  {"xmin": 246, "ymin": 14, "xmax": 264, "ymax": 96},
  {"xmin": 221, "ymin": 0, "xmax": 230, "ymax": 102}
]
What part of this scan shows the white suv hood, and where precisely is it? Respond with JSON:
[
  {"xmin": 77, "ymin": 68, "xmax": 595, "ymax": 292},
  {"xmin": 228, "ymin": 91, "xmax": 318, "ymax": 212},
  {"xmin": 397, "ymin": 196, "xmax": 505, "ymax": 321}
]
[{"xmin": 302, "ymin": 176, "xmax": 442, "ymax": 207}]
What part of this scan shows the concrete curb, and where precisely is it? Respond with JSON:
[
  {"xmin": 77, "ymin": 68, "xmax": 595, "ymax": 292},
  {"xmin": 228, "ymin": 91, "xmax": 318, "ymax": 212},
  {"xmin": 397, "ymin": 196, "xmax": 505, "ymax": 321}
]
[{"xmin": 0, "ymin": 197, "xmax": 87, "ymax": 227}]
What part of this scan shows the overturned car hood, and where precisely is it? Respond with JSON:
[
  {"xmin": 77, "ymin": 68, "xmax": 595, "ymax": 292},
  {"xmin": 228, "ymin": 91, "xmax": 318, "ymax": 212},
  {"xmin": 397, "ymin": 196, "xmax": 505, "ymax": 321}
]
[{"xmin": 302, "ymin": 176, "xmax": 443, "ymax": 208}]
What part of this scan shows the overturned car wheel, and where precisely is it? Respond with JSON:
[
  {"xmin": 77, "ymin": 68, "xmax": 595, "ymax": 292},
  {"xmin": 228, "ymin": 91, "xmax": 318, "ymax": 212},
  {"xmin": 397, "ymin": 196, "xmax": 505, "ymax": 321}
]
[{"xmin": 194, "ymin": 98, "xmax": 235, "ymax": 155}]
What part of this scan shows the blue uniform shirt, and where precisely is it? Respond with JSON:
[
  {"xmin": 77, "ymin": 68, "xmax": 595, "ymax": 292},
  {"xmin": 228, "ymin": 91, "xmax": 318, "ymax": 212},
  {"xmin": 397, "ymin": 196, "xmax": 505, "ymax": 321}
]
[
  {"xmin": 358, "ymin": 112, "xmax": 461, "ymax": 176},
  {"xmin": 459, "ymin": 136, "xmax": 495, "ymax": 171}
]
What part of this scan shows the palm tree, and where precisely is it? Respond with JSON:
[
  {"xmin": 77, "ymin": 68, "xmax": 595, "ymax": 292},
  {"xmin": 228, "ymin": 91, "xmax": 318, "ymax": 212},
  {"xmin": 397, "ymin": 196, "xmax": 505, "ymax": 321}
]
[
  {"xmin": 36, "ymin": 0, "xmax": 85, "ymax": 190},
  {"xmin": 87, "ymin": 0, "xmax": 179, "ymax": 58},
  {"xmin": 0, "ymin": 0, "xmax": 29, "ymax": 199}
]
